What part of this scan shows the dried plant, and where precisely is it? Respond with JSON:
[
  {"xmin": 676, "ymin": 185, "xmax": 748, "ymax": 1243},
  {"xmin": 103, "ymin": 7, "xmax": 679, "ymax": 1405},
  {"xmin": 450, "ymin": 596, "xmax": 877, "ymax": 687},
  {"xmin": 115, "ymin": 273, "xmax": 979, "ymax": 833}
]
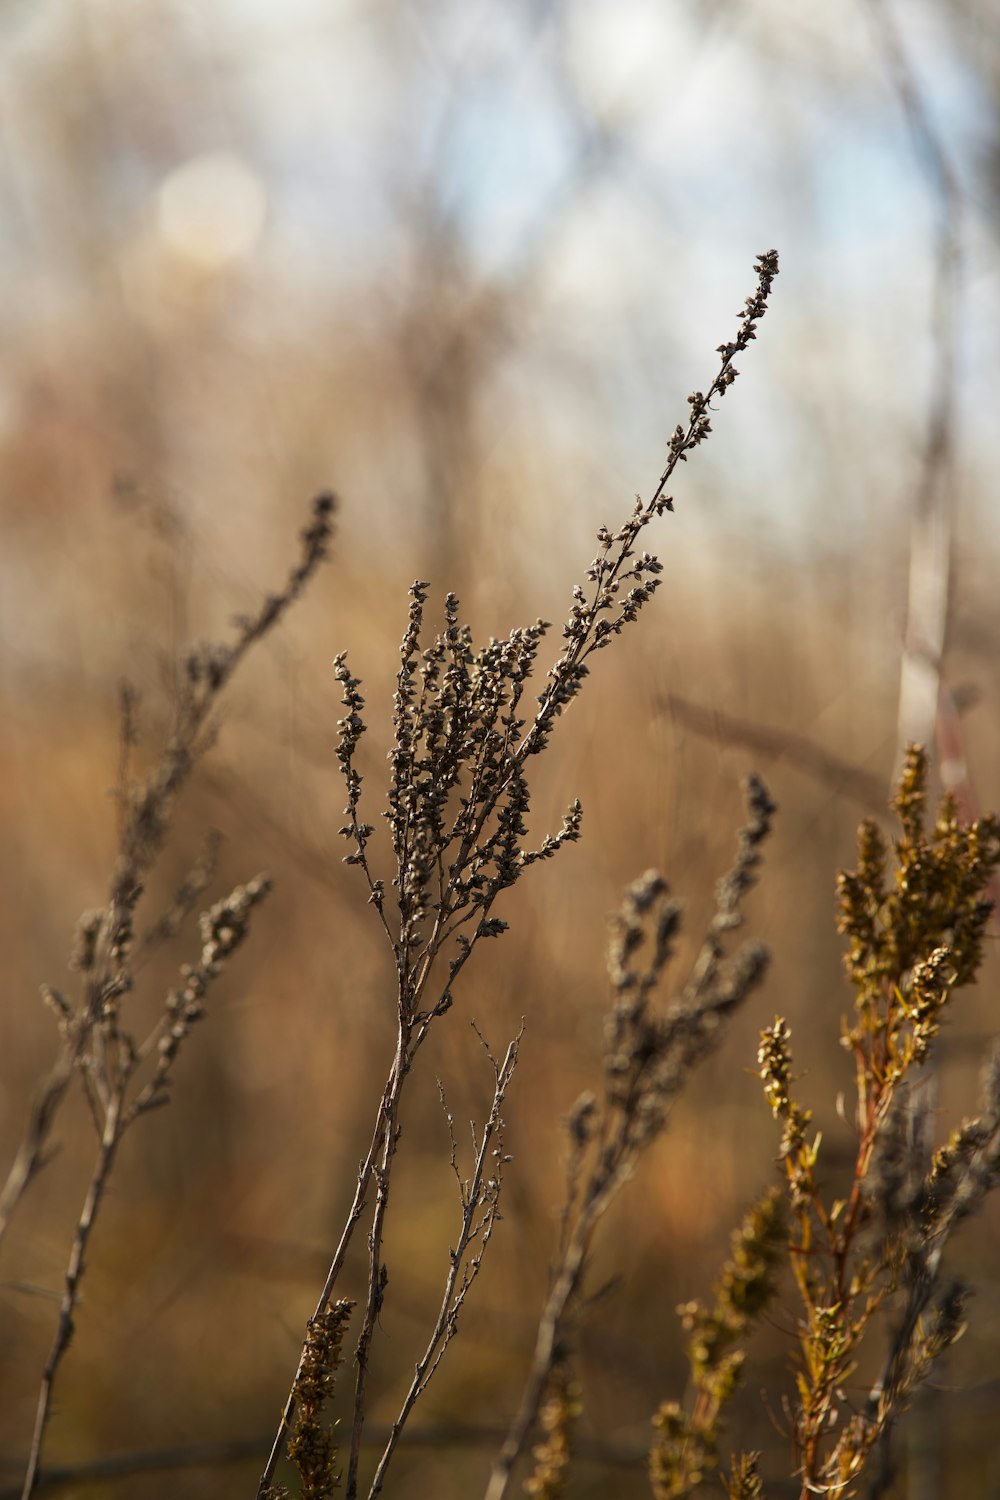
[
  {"xmin": 484, "ymin": 777, "xmax": 776, "ymax": 1500},
  {"xmin": 257, "ymin": 251, "xmax": 781, "ymax": 1500},
  {"xmin": 756, "ymin": 744, "xmax": 1000, "ymax": 1499},
  {"xmin": 522, "ymin": 1361, "xmax": 581, "ymax": 1500},
  {"xmin": 365, "ymin": 1027, "xmax": 521, "ymax": 1498},
  {"xmin": 7, "ymin": 494, "xmax": 335, "ymax": 1500},
  {"xmin": 271, "ymin": 1300, "xmax": 356, "ymax": 1500},
  {"xmin": 6, "ymin": 235, "xmax": 1000, "ymax": 1500},
  {"xmin": 649, "ymin": 1188, "xmax": 786, "ymax": 1499},
  {"xmin": 484, "ymin": 747, "xmax": 1000, "ymax": 1500}
]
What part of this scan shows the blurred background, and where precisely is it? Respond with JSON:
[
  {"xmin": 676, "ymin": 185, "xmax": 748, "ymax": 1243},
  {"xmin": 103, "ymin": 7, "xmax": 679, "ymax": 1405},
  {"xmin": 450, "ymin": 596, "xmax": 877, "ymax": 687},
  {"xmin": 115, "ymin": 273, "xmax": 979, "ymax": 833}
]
[{"xmin": 2, "ymin": 0, "xmax": 1000, "ymax": 1495}]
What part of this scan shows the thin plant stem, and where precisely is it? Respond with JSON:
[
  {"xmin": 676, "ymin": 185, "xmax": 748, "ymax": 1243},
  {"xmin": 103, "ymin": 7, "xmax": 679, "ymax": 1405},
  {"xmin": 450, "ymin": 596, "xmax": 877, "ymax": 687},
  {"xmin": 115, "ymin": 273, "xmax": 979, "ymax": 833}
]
[
  {"xmin": 368, "ymin": 1033, "xmax": 520, "ymax": 1498},
  {"xmin": 346, "ymin": 1025, "xmax": 411, "ymax": 1498},
  {"xmin": 257, "ymin": 1082, "xmax": 395, "ymax": 1497},
  {"xmin": 21, "ymin": 1095, "xmax": 126, "ymax": 1500},
  {"xmin": 483, "ymin": 1155, "xmax": 622, "ymax": 1500}
]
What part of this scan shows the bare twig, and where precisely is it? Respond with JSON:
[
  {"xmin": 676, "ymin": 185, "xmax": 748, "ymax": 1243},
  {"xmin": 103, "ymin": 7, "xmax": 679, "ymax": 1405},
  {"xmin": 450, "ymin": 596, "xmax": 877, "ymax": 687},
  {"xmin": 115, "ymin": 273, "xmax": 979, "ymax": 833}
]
[
  {"xmin": 131, "ymin": 832, "xmax": 222, "ymax": 970},
  {"xmin": 0, "ymin": 1419, "xmax": 690, "ymax": 1498},
  {"xmin": 368, "ymin": 1028, "xmax": 521, "ymax": 1497},
  {"xmin": 21, "ymin": 1101, "xmax": 125, "ymax": 1500},
  {"xmin": 661, "ymin": 692, "xmax": 887, "ymax": 812},
  {"xmin": 345, "ymin": 1029, "xmax": 410, "ymax": 1498}
]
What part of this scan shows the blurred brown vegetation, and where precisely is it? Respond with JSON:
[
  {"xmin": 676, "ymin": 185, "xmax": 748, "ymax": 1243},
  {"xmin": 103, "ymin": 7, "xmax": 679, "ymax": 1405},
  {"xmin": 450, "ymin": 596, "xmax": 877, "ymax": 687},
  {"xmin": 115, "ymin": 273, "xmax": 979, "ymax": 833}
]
[{"xmin": 3, "ymin": 3, "xmax": 1000, "ymax": 1497}]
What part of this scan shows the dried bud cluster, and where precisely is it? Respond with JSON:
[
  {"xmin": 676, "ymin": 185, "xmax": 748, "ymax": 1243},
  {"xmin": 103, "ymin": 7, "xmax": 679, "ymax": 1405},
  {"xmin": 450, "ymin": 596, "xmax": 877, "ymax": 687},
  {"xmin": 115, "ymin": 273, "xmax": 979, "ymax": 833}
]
[
  {"xmin": 523, "ymin": 1364, "xmax": 581, "ymax": 1500},
  {"xmin": 333, "ymin": 259, "xmax": 781, "ymax": 1046},
  {"xmin": 335, "ymin": 579, "xmax": 582, "ymax": 1027},
  {"xmin": 283, "ymin": 1301, "xmax": 355, "ymax": 1500},
  {"xmin": 603, "ymin": 778, "xmax": 774, "ymax": 1151}
]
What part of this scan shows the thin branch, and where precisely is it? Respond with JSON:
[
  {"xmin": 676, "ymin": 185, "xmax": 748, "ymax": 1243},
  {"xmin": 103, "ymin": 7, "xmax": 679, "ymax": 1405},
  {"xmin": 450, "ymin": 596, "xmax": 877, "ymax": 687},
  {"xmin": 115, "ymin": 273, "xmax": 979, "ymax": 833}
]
[
  {"xmin": 661, "ymin": 692, "xmax": 887, "ymax": 811},
  {"xmin": 345, "ymin": 1028, "xmax": 411, "ymax": 1499},
  {"xmin": 368, "ymin": 1029, "xmax": 521, "ymax": 1497},
  {"xmin": 1, "ymin": 1420, "xmax": 689, "ymax": 1498},
  {"xmin": 482, "ymin": 1152, "xmax": 621, "ymax": 1500},
  {"xmin": 131, "ymin": 832, "xmax": 222, "ymax": 971},
  {"xmin": 21, "ymin": 1097, "xmax": 126, "ymax": 1500},
  {"xmin": 256, "ymin": 1080, "xmax": 395, "ymax": 1498}
]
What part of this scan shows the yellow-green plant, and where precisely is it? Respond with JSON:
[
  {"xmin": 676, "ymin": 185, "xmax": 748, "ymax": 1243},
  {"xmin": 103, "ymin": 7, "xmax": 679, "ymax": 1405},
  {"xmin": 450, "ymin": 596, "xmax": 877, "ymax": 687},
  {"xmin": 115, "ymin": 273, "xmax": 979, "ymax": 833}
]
[
  {"xmin": 649, "ymin": 1188, "xmax": 786, "ymax": 1499},
  {"xmin": 266, "ymin": 1301, "xmax": 356, "ymax": 1500},
  {"xmin": 502, "ymin": 747, "xmax": 1000, "ymax": 1500},
  {"xmin": 522, "ymin": 1362, "xmax": 582, "ymax": 1500},
  {"xmin": 758, "ymin": 744, "xmax": 1000, "ymax": 1498}
]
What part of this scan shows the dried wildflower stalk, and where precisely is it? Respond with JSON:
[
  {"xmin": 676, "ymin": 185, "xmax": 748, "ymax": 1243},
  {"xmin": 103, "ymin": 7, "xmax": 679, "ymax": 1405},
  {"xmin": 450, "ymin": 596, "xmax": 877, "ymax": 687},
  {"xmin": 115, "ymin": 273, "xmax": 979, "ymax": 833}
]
[
  {"xmin": 728, "ymin": 1452, "xmax": 766, "ymax": 1500},
  {"xmin": 11, "ymin": 495, "xmax": 335, "ymax": 1500},
  {"xmin": 263, "ymin": 1300, "xmax": 355, "ymax": 1500},
  {"xmin": 649, "ymin": 1188, "xmax": 786, "ymax": 1500},
  {"xmin": 484, "ymin": 777, "xmax": 776, "ymax": 1500},
  {"xmin": 522, "ymin": 1361, "xmax": 581, "ymax": 1500},
  {"xmin": 757, "ymin": 745, "xmax": 1000, "ymax": 1499},
  {"xmin": 259, "ymin": 252, "xmax": 780, "ymax": 1500}
]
